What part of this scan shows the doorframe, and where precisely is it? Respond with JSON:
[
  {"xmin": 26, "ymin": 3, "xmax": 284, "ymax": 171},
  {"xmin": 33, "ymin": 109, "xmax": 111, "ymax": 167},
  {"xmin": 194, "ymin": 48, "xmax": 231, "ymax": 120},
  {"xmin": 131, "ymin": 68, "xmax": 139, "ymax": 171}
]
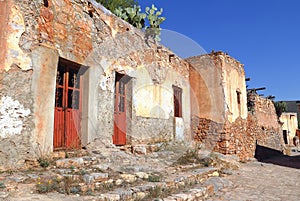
[
  {"xmin": 113, "ymin": 72, "xmax": 132, "ymax": 145},
  {"xmin": 53, "ymin": 58, "xmax": 88, "ymax": 150},
  {"xmin": 31, "ymin": 45, "xmax": 99, "ymax": 154}
]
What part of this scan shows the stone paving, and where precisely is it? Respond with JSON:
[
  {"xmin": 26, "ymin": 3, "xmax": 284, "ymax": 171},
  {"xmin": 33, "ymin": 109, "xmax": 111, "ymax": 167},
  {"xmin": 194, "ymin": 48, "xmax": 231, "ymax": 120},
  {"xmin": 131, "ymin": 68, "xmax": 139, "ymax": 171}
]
[
  {"xmin": 1, "ymin": 142, "xmax": 300, "ymax": 201},
  {"xmin": 0, "ymin": 142, "xmax": 228, "ymax": 201},
  {"xmin": 207, "ymin": 150, "xmax": 300, "ymax": 201}
]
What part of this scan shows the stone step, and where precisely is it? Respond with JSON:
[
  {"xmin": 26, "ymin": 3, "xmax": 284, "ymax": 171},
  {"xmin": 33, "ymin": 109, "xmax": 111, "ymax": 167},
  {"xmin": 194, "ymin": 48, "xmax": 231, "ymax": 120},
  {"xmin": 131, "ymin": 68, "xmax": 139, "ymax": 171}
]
[
  {"xmin": 164, "ymin": 175, "xmax": 232, "ymax": 201},
  {"xmin": 164, "ymin": 184, "xmax": 214, "ymax": 201},
  {"xmin": 55, "ymin": 156, "xmax": 98, "ymax": 168},
  {"xmin": 25, "ymin": 164, "xmax": 218, "ymax": 200},
  {"xmin": 91, "ymin": 167, "xmax": 219, "ymax": 200}
]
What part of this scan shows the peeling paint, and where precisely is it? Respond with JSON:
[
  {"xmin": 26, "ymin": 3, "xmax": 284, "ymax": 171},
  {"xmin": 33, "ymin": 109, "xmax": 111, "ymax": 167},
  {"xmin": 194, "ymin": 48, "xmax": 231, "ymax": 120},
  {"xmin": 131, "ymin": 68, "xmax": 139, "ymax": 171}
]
[
  {"xmin": 5, "ymin": 5, "xmax": 32, "ymax": 71},
  {"xmin": 134, "ymin": 84, "xmax": 173, "ymax": 119},
  {"xmin": 0, "ymin": 96, "xmax": 30, "ymax": 137},
  {"xmin": 99, "ymin": 74, "xmax": 114, "ymax": 92},
  {"xmin": 0, "ymin": 0, "xmax": 192, "ymax": 170},
  {"xmin": 175, "ymin": 117, "xmax": 185, "ymax": 141}
]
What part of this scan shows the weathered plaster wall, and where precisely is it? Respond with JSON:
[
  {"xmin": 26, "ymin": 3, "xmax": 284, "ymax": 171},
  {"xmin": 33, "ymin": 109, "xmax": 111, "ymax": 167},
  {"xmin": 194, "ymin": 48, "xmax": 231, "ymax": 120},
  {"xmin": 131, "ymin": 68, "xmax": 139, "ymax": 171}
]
[
  {"xmin": 186, "ymin": 55, "xmax": 225, "ymax": 124},
  {"xmin": 0, "ymin": 67, "xmax": 36, "ymax": 170},
  {"xmin": 0, "ymin": 0, "xmax": 32, "ymax": 71},
  {"xmin": 31, "ymin": 46, "xmax": 58, "ymax": 153},
  {"xmin": 221, "ymin": 54, "xmax": 247, "ymax": 123},
  {"xmin": 0, "ymin": 0, "xmax": 9, "ymax": 70},
  {"xmin": 280, "ymin": 112, "xmax": 298, "ymax": 145},
  {"xmin": 187, "ymin": 52, "xmax": 247, "ymax": 124},
  {"xmin": 188, "ymin": 53, "xmax": 283, "ymax": 160},
  {"xmin": 0, "ymin": 0, "xmax": 37, "ymax": 170},
  {"xmin": 131, "ymin": 68, "xmax": 191, "ymax": 144},
  {"xmin": 0, "ymin": 0, "xmax": 191, "ymax": 169}
]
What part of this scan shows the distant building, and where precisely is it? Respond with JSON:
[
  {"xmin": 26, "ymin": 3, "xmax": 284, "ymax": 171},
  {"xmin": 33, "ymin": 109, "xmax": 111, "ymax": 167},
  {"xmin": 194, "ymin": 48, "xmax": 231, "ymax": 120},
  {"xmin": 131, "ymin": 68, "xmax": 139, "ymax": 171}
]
[
  {"xmin": 282, "ymin": 101, "xmax": 300, "ymax": 127},
  {"xmin": 279, "ymin": 113, "xmax": 298, "ymax": 145}
]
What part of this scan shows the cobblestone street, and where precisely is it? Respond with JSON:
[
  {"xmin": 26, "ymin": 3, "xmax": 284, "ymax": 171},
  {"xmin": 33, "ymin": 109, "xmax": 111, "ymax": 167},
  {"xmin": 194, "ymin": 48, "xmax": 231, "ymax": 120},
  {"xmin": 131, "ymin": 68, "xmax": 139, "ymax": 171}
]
[{"xmin": 208, "ymin": 150, "xmax": 300, "ymax": 201}]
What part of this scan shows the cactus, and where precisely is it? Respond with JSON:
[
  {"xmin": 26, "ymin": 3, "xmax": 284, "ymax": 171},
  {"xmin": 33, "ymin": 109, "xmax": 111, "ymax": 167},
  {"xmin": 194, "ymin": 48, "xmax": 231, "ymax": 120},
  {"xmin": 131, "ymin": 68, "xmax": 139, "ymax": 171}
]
[
  {"xmin": 145, "ymin": 4, "xmax": 166, "ymax": 42},
  {"xmin": 114, "ymin": 5, "xmax": 146, "ymax": 29},
  {"xmin": 113, "ymin": 3, "xmax": 166, "ymax": 42}
]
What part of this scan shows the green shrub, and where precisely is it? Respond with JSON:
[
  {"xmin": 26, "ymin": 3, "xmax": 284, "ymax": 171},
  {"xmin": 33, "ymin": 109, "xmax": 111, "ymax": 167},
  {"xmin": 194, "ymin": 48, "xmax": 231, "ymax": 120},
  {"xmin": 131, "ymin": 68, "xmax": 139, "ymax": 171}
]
[
  {"xmin": 37, "ymin": 157, "xmax": 50, "ymax": 168},
  {"xmin": 148, "ymin": 174, "xmax": 162, "ymax": 182}
]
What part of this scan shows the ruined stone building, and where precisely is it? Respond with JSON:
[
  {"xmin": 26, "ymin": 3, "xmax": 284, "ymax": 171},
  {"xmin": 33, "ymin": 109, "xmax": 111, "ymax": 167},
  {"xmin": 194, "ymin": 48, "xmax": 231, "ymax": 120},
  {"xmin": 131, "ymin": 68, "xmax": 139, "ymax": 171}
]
[
  {"xmin": 0, "ymin": 0, "xmax": 288, "ymax": 170},
  {"xmin": 247, "ymin": 93, "xmax": 285, "ymax": 155},
  {"xmin": 0, "ymin": 0, "xmax": 191, "ymax": 170},
  {"xmin": 186, "ymin": 52, "xmax": 248, "ymax": 157},
  {"xmin": 186, "ymin": 52, "xmax": 285, "ymax": 160},
  {"xmin": 280, "ymin": 112, "xmax": 298, "ymax": 145}
]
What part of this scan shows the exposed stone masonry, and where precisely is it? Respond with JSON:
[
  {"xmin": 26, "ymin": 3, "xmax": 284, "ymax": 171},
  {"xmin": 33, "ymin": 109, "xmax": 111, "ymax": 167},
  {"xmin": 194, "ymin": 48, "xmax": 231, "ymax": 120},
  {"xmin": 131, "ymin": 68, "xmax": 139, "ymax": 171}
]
[
  {"xmin": 192, "ymin": 93, "xmax": 285, "ymax": 161},
  {"xmin": 192, "ymin": 117, "xmax": 223, "ymax": 151},
  {"xmin": 0, "ymin": 0, "xmax": 286, "ymax": 171}
]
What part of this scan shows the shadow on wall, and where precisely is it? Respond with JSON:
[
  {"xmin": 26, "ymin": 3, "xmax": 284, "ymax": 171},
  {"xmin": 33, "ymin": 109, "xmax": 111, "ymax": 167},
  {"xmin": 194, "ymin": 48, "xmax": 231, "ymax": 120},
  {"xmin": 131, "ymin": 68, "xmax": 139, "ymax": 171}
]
[{"xmin": 255, "ymin": 144, "xmax": 300, "ymax": 169}]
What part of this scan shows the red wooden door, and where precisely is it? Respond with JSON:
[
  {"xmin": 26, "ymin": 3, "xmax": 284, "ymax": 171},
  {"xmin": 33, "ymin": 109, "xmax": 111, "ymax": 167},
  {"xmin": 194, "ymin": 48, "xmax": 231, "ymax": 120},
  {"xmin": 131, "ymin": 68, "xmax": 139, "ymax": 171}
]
[
  {"xmin": 54, "ymin": 61, "xmax": 82, "ymax": 149},
  {"xmin": 113, "ymin": 74, "xmax": 127, "ymax": 145}
]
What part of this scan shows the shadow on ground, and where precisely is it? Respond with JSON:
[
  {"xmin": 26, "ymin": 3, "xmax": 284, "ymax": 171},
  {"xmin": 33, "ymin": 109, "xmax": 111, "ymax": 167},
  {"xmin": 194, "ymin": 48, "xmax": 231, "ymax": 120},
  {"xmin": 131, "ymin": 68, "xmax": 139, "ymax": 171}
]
[{"xmin": 255, "ymin": 144, "xmax": 300, "ymax": 169}]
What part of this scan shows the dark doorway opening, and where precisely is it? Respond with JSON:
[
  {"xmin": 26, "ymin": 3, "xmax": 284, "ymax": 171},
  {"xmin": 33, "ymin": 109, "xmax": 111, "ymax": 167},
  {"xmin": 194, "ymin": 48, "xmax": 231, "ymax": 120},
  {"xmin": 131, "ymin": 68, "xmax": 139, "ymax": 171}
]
[{"xmin": 283, "ymin": 130, "xmax": 288, "ymax": 144}]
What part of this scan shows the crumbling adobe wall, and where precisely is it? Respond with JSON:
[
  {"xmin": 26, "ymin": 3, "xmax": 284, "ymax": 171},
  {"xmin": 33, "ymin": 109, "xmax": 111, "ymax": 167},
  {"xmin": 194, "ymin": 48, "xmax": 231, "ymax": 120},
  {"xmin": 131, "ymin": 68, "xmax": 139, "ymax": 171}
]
[
  {"xmin": 247, "ymin": 93, "xmax": 285, "ymax": 152},
  {"xmin": 193, "ymin": 113, "xmax": 283, "ymax": 161},
  {"xmin": 220, "ymin": 94, "xmax": 284, "ymax": 160},
  {"xmin": 0, "ymin": 0, "xmax": 37, "ymax": 170},
  {"xmin": 248, "ymin": 93, "xmax": 279, "ymax": 129},
  {"xmin": 188, "ymin": 52, "xmax": 250, "ymax": 159},
  {"xmin": 0, "ymin": 0, "xmax": 191, "ymax": 170},
  {"xmin": 186, "ymin": 55, "xmax": 225, "ymax": 124},
  {"xmin": 188, "ymin": 51, "xmax": 284, "ymax": 160},
  {"xmin": 187, "ymin": 52, "xmax": 248, "ymax": 125}
]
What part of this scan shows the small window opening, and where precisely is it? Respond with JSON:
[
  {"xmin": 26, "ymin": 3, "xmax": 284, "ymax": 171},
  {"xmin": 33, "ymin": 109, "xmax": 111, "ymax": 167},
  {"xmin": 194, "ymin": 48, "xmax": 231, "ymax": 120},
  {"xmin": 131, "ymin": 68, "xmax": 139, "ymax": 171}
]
[
  {"xmin": 169, "ymin": 54, "xmax": 175, "ymax": 63},
  {"xmin": 87, "ymin": 3, "xmax": 95, "ymax": 18},
  {"xmin": 236, "ymin": 91, "xmax": 241, "ymax": 105},
  {"xmin": 88, "ymin": 10, "xmax": 93, "ymax": 18},
  {"xmin": 173, "ymin": 85, "xmax": 182, "ymax": 117},
  {"xmin": 157, "ymin": 46, "xmax": 162, "ymax": 53},
  {"xmin": 43, "ymin": 0, "xmax": 49, "ymax": 7}
]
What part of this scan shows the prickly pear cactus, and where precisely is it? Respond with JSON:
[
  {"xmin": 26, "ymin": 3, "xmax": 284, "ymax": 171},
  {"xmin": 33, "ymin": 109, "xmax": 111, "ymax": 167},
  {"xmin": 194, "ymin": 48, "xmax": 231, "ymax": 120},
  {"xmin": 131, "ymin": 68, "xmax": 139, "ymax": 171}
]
[
  {"xmin": 145, "ymin": 4, "xmax": 166, "ymax": 42},
  {"xmin": 115, "ymin": 5, "xmax": 146, "ymax": 29},
  {"xmin": 114, "ymin": 3, "xmax": 166, "ymax": 42}
]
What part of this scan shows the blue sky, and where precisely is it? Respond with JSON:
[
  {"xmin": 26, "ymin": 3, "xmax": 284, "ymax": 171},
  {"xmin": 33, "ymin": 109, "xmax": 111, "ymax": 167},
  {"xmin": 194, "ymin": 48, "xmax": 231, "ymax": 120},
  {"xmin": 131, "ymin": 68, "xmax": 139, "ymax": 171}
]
[{"xmin": 139, "ymin": 0, "xmax": 300, "ymax": 101}]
